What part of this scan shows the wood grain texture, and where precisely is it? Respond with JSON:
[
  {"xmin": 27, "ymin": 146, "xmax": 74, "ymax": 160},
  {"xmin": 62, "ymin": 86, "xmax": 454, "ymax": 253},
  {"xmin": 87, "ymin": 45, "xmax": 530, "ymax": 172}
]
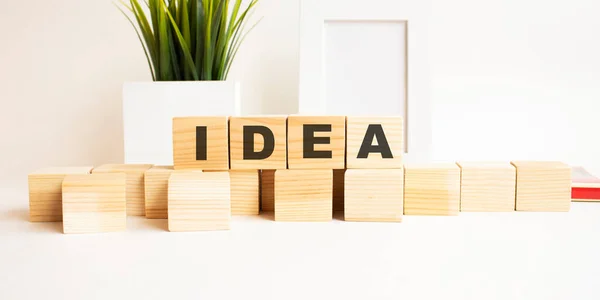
[
  {"xmin": 62, "ymin": 173, "xmax": 126, "ymax": 234},
  {"xmin": 92, "ymin": 164, "xmax": 153, "ymax": 216},
  {"xmin": 456, "ymin": 162, "xmax": 516, "ymax": 212},
  {"xmin": 287, "ymin": 116, "xmax": 345, "ymax": 169},
  {"xmin": 206, "ymin": 170, "xmax": 260, "ymax": 215},
  {"xmin": 333, "ymin": 169, "xmax": 345, "ymax": 211},
  {"xmin": 173, "ymin": 116, "xmax": 229, "ymax": 170},
  {"xmin": 511, "ymin": 161, "xmax": 571, "ymax": 212},
  {"xmin": 260, "ymin": 170, "xmax": 275, "ymax": 212},
  {"xmin": 344, "ymin": 169, "xmax": 404, "ymax": 222},
  {"xmin": 28, "ymin": 166, "xmax": 94, "ymax": 222},
  {"xmin": 346, "ymin": 116, "xmax": 403, "ymax": 169},
  {"xmin": 168, "ymin": 171, "xmax": 231, "ymax": 231},
  {"xmin": 274, "ymin": 169, "xmax": 333, "ymax": 222},
  {"xmin": 144, "ymin": 165, "xmax": 174, "ymax": 219},
  {"xmin": 230, "ymin": 116, "xmax": 287, "ymax": 170},
  {"xmin": 404, "ymin": 163, "xmax": 461, "ymax": 216}
]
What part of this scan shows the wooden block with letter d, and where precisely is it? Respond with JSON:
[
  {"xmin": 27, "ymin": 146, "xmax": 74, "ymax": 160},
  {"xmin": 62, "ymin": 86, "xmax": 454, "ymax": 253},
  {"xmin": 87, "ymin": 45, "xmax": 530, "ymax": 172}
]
[
  {"xmin": 62, "ymin": 173, "xmax": 126, "ymax": 234},
  {"xmin": 511, "ymin": 161, "xmax": 571, "ymax": 211},
  {"xmin": 144, "ymin": 165, "xmax": 174, "ymax": 219},
  {"xmin": 229, "ymin": 116, "xmax": 287, "ymax": 170},
  {"xmin": 404, "ymin": 163, "xmax": 461, "ymax": 215},
  {"xmin": 274, "ymin": 169, "xmax": 333, "ymax": 221},
  {"xmin": 345, "ymin": 169, "xmax": 404, "ymax": 222},
  {"xmin": 168, "ymin": 171, "xmax": 231, "ymax": 231},
  {"xmin": 287, "ymin": 116, "xmax": 345, "ymax": 169},
  {"xmin": 173, "ymin": 116, "xmax": 229, "ymax": 170},
  {"xmin": 457, "ymin": 162, "xmax": 516, "ymax": 212},
  {"xmin": 28, "ymin": 166, "xmax": 94, "ymax": 222},
  {"xmin": 92, "ymin": 164, "xmax": 153, "ymax": 216},
  {"xmin": 346, "ymin": 116, "xmax": 403, "ymax": 169}
]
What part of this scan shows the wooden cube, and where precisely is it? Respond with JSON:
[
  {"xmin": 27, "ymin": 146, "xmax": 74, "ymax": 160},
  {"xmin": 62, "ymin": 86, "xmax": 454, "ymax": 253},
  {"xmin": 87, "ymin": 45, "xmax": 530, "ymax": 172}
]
[
  {"xmin": 404, "ymin": 163, "xmax": 460, "ymax": 216},
  {"xmin": 345, "ymin": 169, "xmax": 404, "ymax": 222},
  {"xmin": 511, "ymin": 161, "xmax": 571, "ymax": 211},
  {"xmin": 230, "ymin": 116, "xmax": 287, "ymax": 170},
  {"xmin": 173, "ymin": 116, "xmax": 229, "ymax": 170},
  {"xmin": 206, "ymin": 170, "xmax": 260, "ymax": 215},
  {"xmin": 144, "ymin": 165, "xmax": 174, "ymax": 219},
  {"xmin": 287, "ymin": 116, "xmax": 345, "ymax": 169},
  {"xmin": 168, "ymin": 171, "xmax": 231, "ymax": 231},
  {"xmin": 62, "ymin": 173, "xmax": 126, "ymax": 234},
  {"xmin": 333, "ymin": 169, "xmax": 345, "ymax": 211},
  {"xmin": 274, "ymin": 169, "xmax": 333, "ymax": 222},
  {"xmin": 346, "ymin": 116, "xmax": 403, "ymax": 169},
  {"xmin": 260, "ymin": 170, "xmax": 275, "ymax": 212},
  {"xmin": 28, "ymin": 166, "xmax": 94, "ymax": 222},
  {"xmin": 457, "ymin": 162, "xmax": 516, "ymax": 212},
  {"xmin": 92, "ymin": 164, "xmax": 153, "ymax": 216}
]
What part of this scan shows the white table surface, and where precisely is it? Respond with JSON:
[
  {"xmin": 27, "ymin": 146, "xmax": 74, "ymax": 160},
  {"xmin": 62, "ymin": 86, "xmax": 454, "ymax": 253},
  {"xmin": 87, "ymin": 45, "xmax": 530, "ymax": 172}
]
[{"xmin": 1, "ymin": 185, "xmax": 599, "ymax": 300}]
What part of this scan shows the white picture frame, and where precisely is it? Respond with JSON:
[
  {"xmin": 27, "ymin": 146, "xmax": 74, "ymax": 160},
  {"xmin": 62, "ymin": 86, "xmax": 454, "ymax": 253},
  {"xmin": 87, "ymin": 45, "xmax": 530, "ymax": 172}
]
[{"xmin": 298, "ymin": 0, "xmax": 432, "ymax": 163}]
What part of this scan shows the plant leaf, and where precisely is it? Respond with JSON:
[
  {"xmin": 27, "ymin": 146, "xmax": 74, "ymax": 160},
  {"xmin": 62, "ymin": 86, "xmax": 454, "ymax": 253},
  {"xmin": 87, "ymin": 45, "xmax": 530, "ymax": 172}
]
[
  {"xmin": 115, "ymin": 2, "xmax": 156, "ymax": 81},
  {"xmin": 164, "ymin": 2, "xmax": 199, "ymax": 80}
]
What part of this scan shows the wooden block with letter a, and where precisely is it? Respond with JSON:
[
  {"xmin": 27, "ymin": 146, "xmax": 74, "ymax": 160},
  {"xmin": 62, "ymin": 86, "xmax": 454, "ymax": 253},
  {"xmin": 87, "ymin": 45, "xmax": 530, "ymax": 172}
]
[
  {"xmin": 457, "ymin": 162, "xmax": 516, "ymax": 212},
  {"xmin": 62, "ymin": 173, "xmax": 126, "ymax": 234},
  {"xmin": 287, "ymin": 115, "xmax": 345, "ymax": 169},
  {"xmin": 144, "ymin": 165, "xmax": 174, "ymax": 219},
  {"xmin": 344, "ymin": 169, "xmax": 404, "ymax": 222},
  {"xmin": 274, "ymin": 169, "xmax": 333, "ymax": 222},
  {"xmin": 571, "ymin": 166, "xmax": 600, "ymax": 202},
  {"xmin": 28, "ymin": 166, "xmax": 94, "ymax": 222},
  {"xmin": 511, "ymin": 161, "xmax": 571, "ymax": 211},
  {"xmin": 229, "ymin": 116, "xmax": 287, "ymax": 170},
  {"xmin": 168, "ymin": 171, "xmax": 231, "ymax": 231},
  {"xmin": 92, "ymin": 164, "xmax": 153, "ymax": 216},
  {"xmin": 404, "ymin": 163, "xmax": 461, "ymax": 215},
  {"xmin": 173, "ymin": 116, "xmax": 229, "ymax": 170},
  {"xmin": 346, "ymin": 116, "xmax": 403, "ymax": 169},
  {"xmin": 260, "ymin": 170, "xmax": 275, "ymax": 212}
]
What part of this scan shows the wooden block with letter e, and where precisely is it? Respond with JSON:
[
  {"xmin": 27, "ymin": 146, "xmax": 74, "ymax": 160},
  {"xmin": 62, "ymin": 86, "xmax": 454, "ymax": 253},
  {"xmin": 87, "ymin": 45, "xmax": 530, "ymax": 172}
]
[
  {"xmin": 173, "ymin": 116, "xmax": 229, "ymax": 170},
  {"xmin": 511, "ymin": 161, "xmax": 571, "ymax": 211},
  {"xmin": 168, "ymin": 171, "xmax": 231, "ymax": 231},
  {"xmin": 287, "ymin": 116, "xmax": 345, "ymax": 169},
  {"xmin": 92, "ymin": 164, "xmax": 153, "ymax": 216},
  {"xmin": 229, "ymin": 116, "xmax": 287, "ymax": 170},
  {"xmin": 206, "ymin": 170, "xmax": 260, "ymax": 215},
  {"xmin": 404, "ymin": 163, "xmax": 461, "ymax": 216},
  {"xmin": 457, "ymin": 162, "xmax": 516, "ymax": 212},
  {"xmin": 260, "ymin": 170, "xmax": 275, "ymax": 212},
  {"xmin": 144, "ymin": 165, "xmax": 174, "ymax": 219},
  {"xmin": 346, "ymin": 116, "xmax": 403, "ymax": 169},
  {"xmin": 62, "ymin": 173, "xmax": 126, "ymax": 234},
  {"xmin": 345, "ymin": 169, "xmax": 404, "ymax": 222},
  {"xmin": 28, "ymin": 166, "xmax": 94, "ymax": 222},
  {"xmin": 274, "ymin": 169, "xmax": 333, "ymax": 221}
]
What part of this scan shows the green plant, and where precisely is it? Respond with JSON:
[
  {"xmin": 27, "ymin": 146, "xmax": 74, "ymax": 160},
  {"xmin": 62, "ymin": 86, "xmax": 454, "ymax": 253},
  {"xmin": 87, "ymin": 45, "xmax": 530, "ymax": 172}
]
[{"xmin": 117, "ymin": 0, "xmax": 259, "ymax": 81}]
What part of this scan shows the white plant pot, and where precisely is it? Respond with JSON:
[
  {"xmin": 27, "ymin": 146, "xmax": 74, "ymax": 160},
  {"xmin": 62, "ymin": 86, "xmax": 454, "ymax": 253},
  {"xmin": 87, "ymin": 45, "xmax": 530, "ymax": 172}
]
[{"xmin": 122, "ymin": 81, "xmax": 241, "ymax": 165}]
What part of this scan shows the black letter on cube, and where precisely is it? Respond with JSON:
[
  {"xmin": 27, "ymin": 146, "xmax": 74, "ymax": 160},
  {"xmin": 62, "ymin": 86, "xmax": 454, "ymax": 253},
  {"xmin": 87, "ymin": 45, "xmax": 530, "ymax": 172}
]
[
  {"xmin": 243, "ymin": 126, "xmax": 275, "ymax": 160},
  {"xmin": 357, "ymin": 124, "xmax": 393, "ymax": 159},
  {"xmin": 303, "ymin": 124, "xmax": 332, "ymax": 159},
  {"xmin": 196, "ymin": 126, "xmax": 207, "ymax": 160}
]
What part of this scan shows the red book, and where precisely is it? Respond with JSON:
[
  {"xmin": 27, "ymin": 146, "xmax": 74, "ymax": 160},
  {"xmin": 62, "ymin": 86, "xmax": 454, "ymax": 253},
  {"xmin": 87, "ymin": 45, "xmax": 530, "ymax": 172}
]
[{"xmin": 571, "ymin": 166, "xmax": 600, "ymax": 202}]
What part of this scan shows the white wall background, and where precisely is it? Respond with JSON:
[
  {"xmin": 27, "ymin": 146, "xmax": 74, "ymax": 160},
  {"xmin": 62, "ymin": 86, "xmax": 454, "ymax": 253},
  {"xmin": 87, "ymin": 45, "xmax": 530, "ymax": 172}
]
[{"xmin": 1, "ymin": 0, "xmax": 599, "ymax": 186}]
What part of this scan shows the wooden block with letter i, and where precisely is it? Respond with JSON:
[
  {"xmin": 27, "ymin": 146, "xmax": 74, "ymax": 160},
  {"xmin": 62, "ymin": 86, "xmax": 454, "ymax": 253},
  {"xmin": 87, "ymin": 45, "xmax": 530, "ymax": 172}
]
[
  {"xmin": 345, "ymin": 169, "xmax": 404, "ymax": 222},
  {"xmin": 275, "ymin": 169, "xmax": 333, "ymax": 222},
  {"xmin": 287, "ymin": 116, "xmax": 345, "ymax": 169},
  {"xmin": 173, "ymin": 116, "xmax": 229, "ymax": 170},
  {"xmin": 62, "ymin": 173, "xmax": 126, "ymax": 234},
  {"xmin": 404, "ymin": 163, "xmax": 460, "ymax": 216},
  {"xmin": 260, "ymin": 170, "xmax": 275, "ymax": 212},
  {"xmin": 28, "ymin": 166, "xmax": 94, "ymax": 222},
  {"xmin": 511, "ymin": 161, "xmax": 571, "ymax": 211},
  {"xmin": 346, "ymin": 116, "xmax": 403, "ymax": 169},
  {"xmin": 92, "ymin": 164, "xmax": 153, "ymax": 216},
  {"xmin": 457, "ymin": 162, "xmax": 516, "ymax": 212},
  {"xmin": 144, "ymin": 165, "xmax": 174, "ymax": 219},
  {"xmin": 229, "ymin": 116, "xmax": 287, "ymax": 170},
  {"xmin": 168, "ymin": 171, "xmax": 231, "ymax": 231}
]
